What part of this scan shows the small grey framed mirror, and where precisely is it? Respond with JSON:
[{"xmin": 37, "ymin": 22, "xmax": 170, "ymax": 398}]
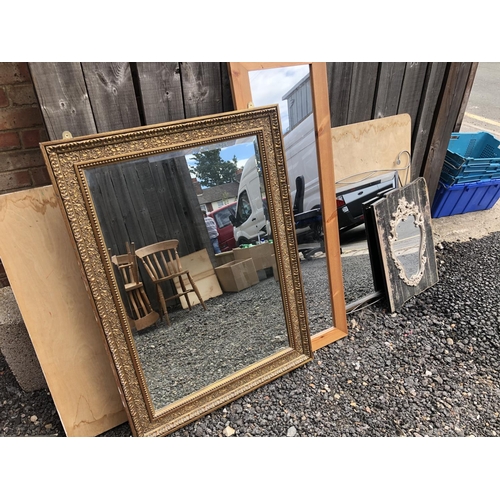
[{"xmin": 371, "ymin": 177, "xmax": 439, "ymax": 312}]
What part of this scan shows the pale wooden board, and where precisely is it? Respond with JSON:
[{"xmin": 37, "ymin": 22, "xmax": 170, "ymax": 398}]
[
  {"xmin": 331, "ymin": 114, "xmax": 412, "ymax": 187},
  {"xmin": 0, "ymin": 186, "xmax": 127, "ymax": 437},
  {"xmin": 177, "ymin": 249, "xmax": 223, "ymax": 309}
]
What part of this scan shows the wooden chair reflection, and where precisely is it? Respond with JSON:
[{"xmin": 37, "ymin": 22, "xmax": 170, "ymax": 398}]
[
  {"xmin": 109, "ymin": 242, "xmax": 160, "ymax": 331},
  {"xmin": 135, "ymin": 239, "xmax": 207, "ymax": 326}
]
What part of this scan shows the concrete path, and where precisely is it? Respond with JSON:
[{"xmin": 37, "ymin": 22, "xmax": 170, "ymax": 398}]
[{"xmin": 431, "ymin": 197, "xmax": 500, "ymax": 244}]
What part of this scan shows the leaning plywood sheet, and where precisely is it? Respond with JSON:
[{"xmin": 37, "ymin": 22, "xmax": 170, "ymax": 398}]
[
  {"xmin": 177, "ymin": 249, "xmax": 223, "ymax": 309},
  {"xmin": 331, "ymin": 114, "xmax": 412, "ymax": 187},
  {"xmin": 0, "ymin": 186, "xmax": 127, "ymax": 436}
]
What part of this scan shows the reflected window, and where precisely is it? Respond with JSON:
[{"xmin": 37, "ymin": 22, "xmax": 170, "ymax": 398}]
[
  {"xmin": 236, "ymin": 190, "xmax": 252, "ymax": 223},
  {"xmin": 282, "ymin": 74, "xmax": 313, "ymax": 132},
  {"xmin": 214, "ymin": 205, "xmax": 236, "ymax": 228}
]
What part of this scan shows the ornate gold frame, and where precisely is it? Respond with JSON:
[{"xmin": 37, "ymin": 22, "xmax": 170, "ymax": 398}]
[
  {"xmin": 228, "ymin": 62, "xmax": 348, "ymax": 351},
  {"xmin": 40, "ymin": 105, "xmax": 313, "ymax": 436}
]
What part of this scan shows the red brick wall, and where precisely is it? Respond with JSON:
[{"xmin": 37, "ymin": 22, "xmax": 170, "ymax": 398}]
[
  {"xmin": 0, "ymin": 63, "xmax": 50, "ymax": 193},
  {"xmin": 0, "ymin": 63, "xmax": 51, "ymax": 287}
]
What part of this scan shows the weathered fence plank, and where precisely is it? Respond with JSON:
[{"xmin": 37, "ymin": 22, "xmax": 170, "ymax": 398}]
[
  {"xmin": 374, "ymin": 62, "xmax": 406, "ymax": 118},
  {"xmin": 135, "ymin": 62, "xmax": 186, "ymax": 124},
  {"xmin": 29, "ymin": 62, "xmax": 97, "ymax": 140},
  {"xmin": 454, "ymin": 63, "xmax": 479, "ymax": 132},
  {"xmin": 410, "ymin": 63, "xmax": 448, "ymax": 180},
  {"xmin": 347, "ymin": 62, "xmax": 379, "ymax": 124},
  {"xmin": 180, "ymin": 62, "xmax": 225, "ymax": 118},
  {"xmin": 161, "ymin": 157, "xmax": 213, "ymax": 259},
  {"xmin": 81, "ymin": 63, "xmax": 141, "ymax": 132},
  {"xmin": 86, "ymin": 168, "xmax": 130, "ymax": 255},
  {"xmin": 118, "ymin": 161, "xmax": 160, "ymax": 246},
  {"xmin": 397, "ymin": 62, "xmax": 429, "ymax": 137},
  {"xmin": 327, "ymin": 62, "xmax": 354, "ymax": 127},
  {"xmin": 220, "ymin": 62, "xmax": 235, "ymax": 113},
  {"xmin": 422, "ymin": 62, "xmax": 473, "ymax": 204},
  {"xmin": 133, "ymin": 161, "xmax": 172, "ymax": 243}
]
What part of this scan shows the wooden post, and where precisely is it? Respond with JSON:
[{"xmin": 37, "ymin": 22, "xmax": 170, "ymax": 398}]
[{"xmin": 421, "ymin": 63, "xmax": 473, "ymax": 205}]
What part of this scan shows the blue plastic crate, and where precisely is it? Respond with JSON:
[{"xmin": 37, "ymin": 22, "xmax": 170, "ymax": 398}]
[
  {"xmin": 431, "ymin": 178, "xmax": 500, "ymax": 218},
  {"xmin": 440, "ymin": 163, "xmax": 500, "ymax": 186},
  {"xmin": 439, "ymin": 132, "xmax": 500, "ymax": 185},
  {"xmin": 447, "ymin": 132, "xmax": 500, "ymax": 160}
]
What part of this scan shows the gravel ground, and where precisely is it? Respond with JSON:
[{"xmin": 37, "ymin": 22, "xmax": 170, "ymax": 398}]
[
  {"xmin": 1, "ymin": 231, "xmax": 499, "ymax": 437},
  {"xmin": 133, "ymin": 277, "xmax": 289, "ymax": 410}
]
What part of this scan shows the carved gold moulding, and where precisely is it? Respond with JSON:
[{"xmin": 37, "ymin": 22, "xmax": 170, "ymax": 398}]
[{"xmin": 40, "ymin": 105, "xmax": 313, "ymax": 436}]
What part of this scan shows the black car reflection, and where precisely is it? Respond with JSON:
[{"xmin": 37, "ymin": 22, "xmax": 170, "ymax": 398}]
[{"xmin": 335, "ymin": 170, "xmax": 399, "ymax": 232}]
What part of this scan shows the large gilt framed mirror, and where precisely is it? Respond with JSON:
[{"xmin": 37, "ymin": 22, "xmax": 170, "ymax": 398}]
[
  {"xmin": 40, "ymin": 105, "xmax": 313, "ymax": 436},
  {"xmin": 228, "ymin": 62, "xmax": 348, "ymax": 351}
]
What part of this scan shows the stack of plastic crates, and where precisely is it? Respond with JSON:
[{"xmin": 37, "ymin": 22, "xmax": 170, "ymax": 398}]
[{"xmin": 431, "ymin": 132, "xmax": 500, "ymax": 218}]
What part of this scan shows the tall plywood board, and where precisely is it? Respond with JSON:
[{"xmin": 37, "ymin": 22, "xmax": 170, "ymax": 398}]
[
  {"xmin": 331, "ymin": 114, "xmax": 412, "ymax": 187},
  {"xmin": 0, "ymin": 186, "xmax": 127, "ymax": 436}
]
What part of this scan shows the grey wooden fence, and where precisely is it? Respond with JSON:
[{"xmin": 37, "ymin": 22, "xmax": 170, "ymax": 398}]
[
  {"xmin": 29, "ymin": 62, "xmax": 476, "ymax": 257},
  {"xmin": 326, "ymin": 62, "xmax": 476, "ymax": 201}
]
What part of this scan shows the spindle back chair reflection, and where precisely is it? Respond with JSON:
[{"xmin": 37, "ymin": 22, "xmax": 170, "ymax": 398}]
[
  {"xmin": 109, "ymin": 242, "xmax": 159, "ymax": 331},
  {"xmin": 135, "ymin": 239, "xmax": 207, "ymax": 326}
]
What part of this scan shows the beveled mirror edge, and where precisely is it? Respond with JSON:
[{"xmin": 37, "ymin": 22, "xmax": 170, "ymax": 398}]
[
  {"xmin": 75, "ymin": 166, "xmax": 159, "ymax": 422},
  {"xmin": 40, "ymin": 105, "xmax": 313, "ymax": 437},
  {"xmin": 228, "ymin": 62, "xmax": 348, "ymax": 351}
]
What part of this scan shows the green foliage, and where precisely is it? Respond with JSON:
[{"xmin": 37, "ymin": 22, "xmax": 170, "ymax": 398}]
[{"xmin": 189, "ymin": 149, "xmax": 238, "ymax": 187}]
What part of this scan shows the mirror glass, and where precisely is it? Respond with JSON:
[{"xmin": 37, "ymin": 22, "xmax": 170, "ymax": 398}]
[
  {"xmin": 331, "ymin": 115, "xmax": 412, "ymax": 310},
  {"xmin": 338, "ymin": 223, "xmax": 376, "ymax": 305},
  {"xmin": 392, "ymin": 215, "xmax": 421, "ymax": 279},
  {"xmin": 84, "ymin": 135, "xmax": 289, "ymax": 411},
  {"xmin": 248, "ymin": 65, "xmax": 333, "ymax": 334},
  {"xmin": 389, "ymin": 202, "xmax": 425, "ymax": 287}
]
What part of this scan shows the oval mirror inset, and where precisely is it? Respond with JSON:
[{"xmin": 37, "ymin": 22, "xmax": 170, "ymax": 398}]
[{"xmin": 389, "ymin": 199, "xmax": 427, "ymax": 287}]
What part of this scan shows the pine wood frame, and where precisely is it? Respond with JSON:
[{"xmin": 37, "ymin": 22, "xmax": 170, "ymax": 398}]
[
  {"xmin": 40, "ymin": 105, "xmax": 313, "ymax": 436},
  {"xmin": 228, "ymin": 62, "xmax": 348, "ymax": 351}
]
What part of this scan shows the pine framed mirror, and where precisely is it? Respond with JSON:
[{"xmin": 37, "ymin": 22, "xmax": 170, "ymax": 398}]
[
  {"xmin": 228, "ymin": 62, "xmax": 348, "ymax": 351},
  {"xmin": 40, "ymin": 105, "xmax": 313, "ymax": 437}
]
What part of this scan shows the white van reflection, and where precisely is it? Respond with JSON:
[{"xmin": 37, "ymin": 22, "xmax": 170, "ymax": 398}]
[{"xmin": 230, "ymin": 155, "xmax": 270, "ymax": 245}]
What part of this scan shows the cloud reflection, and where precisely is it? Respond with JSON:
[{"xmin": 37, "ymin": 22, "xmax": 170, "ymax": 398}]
[{"xmin": 249, "ymin": 65, "xmax": 310, "ymax": 132}]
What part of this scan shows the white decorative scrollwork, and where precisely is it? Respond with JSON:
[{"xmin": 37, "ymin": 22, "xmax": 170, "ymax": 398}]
[{"xmin": 388, "ymin": 197, "xmax": 427, "ymax": 287}]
